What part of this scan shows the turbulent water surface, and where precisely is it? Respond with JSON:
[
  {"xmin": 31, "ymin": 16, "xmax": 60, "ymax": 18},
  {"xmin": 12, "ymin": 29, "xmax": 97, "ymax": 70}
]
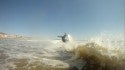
[{"xmin": 0, "ymin": 35, "xmax": 125, "ymax": 70}]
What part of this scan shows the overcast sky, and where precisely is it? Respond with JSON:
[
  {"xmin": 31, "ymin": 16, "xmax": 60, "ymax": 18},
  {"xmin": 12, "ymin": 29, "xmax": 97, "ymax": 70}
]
[{"xmin": 0, "ymin": 0, "xmax": 124, "ymax": 39}]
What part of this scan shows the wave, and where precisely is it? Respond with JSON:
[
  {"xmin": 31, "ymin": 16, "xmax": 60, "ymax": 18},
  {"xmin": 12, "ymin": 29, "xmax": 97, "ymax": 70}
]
[
  {"xmin": 63, "ymin": 33, "xmax": 125, "ymax": 70},
  {"xmin": 0, "ymin": 33, "xmax": 124, "ymax": 70},
  {"xmin": 71, "ymin": 42, "xmax": 125, "ymax": 70}
]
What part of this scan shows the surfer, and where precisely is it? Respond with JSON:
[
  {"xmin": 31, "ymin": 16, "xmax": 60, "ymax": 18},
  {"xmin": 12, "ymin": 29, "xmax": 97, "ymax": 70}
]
[{"xmin": 58, "ymin": 33, "xmax": 69, "ymax": 42}]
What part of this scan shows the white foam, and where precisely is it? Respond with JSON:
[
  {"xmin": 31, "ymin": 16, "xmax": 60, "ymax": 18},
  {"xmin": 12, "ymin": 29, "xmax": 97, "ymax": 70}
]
[{"xmin": 41, "ymin": 58, "xmax": 69, "ymax": 68}]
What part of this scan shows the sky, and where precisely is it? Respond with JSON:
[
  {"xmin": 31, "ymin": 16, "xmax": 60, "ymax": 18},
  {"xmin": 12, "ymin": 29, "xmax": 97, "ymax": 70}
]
[{"xmin": 0, "ymin": 0, "xmax": 124, "ymax": 39}]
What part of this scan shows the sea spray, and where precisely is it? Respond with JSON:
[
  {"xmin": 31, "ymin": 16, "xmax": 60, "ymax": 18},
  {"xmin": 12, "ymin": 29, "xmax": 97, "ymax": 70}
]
[{"xmin": 67, "ymin": 33, "xmax": 125, "ymax": 70}]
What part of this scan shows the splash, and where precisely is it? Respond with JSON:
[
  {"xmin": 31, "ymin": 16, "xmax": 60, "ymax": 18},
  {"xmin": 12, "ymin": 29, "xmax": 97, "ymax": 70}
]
[{"xmin": 69, "ymin": 33, "xmax": 125, "ymax": 70}]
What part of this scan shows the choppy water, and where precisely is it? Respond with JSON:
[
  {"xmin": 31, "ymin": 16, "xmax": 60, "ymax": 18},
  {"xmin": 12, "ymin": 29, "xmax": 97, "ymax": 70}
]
[{"xmin": 0, "ymin": 34, "xmax": 125, "ymax": 70}]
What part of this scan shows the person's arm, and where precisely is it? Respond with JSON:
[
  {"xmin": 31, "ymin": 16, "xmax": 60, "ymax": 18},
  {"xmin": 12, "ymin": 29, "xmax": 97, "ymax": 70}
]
[{"xmin": 57, "ymin": 36, "xmax": 63, "ymax": 38}]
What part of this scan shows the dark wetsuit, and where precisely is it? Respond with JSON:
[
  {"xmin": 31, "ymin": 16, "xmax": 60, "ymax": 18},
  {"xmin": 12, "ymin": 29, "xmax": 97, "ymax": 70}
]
[
  {"xmin": 58, "ymin": 34, "xmax": 68, "ymax": 42},
  {"xmin": 62, "ymin": 34, "xmax": 67, "ymax": 42}
]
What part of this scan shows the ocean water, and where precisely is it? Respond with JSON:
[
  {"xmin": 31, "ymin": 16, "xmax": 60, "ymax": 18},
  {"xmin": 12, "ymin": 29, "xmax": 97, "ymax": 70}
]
[{"xmin": 0, "ymin": 34, "xmax": 125, "ymax": 70}]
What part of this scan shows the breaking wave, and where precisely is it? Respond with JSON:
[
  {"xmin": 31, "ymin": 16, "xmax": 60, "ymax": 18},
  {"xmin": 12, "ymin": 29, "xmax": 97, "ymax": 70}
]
[{"xmin": 0, "ymin": 33, "xmax": 124, "ymax": 70}]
